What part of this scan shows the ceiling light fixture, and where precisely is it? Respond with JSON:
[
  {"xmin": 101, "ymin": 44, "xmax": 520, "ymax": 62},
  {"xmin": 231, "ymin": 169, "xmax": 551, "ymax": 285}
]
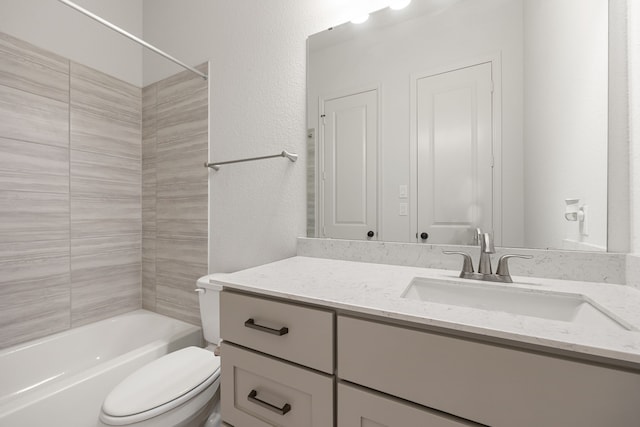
[
  {"xmin": 389, "ymin": 0, "xmax": 412, "ymax": 10},
  {"xmin": 351, "ymin": 13, "xmax": 370, "ymax": 24}
]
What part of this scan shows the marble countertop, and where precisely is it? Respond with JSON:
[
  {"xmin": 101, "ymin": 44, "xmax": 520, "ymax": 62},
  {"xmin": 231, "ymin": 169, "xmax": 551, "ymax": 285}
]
[{"xmin": 211, "ymin": 256, "xmax": 640, "ymax": 366}]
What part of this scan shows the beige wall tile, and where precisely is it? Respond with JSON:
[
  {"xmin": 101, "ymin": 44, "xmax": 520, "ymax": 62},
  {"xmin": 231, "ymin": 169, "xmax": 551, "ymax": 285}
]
[
  {"xmin": 0, "ymin": 245, "xmax": 70, "ymax": 348},
  {"xmin": 71, "ymin": 62, "xmax": 141, "ymax": 125},
  {"xmin": 0, "ymin": 263, "xmax": 70, "ymax": 349},
  {"xmin": 156, "ymin": 63, "xmax": 208, "ymax": 107},
  {"xmin": 0, "ymin": 31, "xmax": 146, "ymax": 348},
  {"xmin": 156, "ymin": 237, "xmax": 207, "ymax": 324},
  {"xmin": 142, "ymin": 84, "xmax": 157, "ymax": 139},
  {"xmin": 142, "ymin": 237, "xmax": 156, "ymax": 311},
  {"xmin": 156, "ymin": 297, "xmax": 200, "ymax": 326},
  {"xmin": 0, "ymin": 248, "xmax": 69, "ymax": 284},
  {"xmin": 0, "ymin": 191, "xmax": 69, "ymax": 242},
  {"xmin": 156, "ymin": 195, "xmax": 207, "ymax": 239},
  {"xmin": 156, "ymin": 282, "xmax": 199, "ymax": 308},
  {"xmin": 157, "ymin": 181, "xmax": 208, "ymax": 199},
  {"xmin": 0, "ymin": 32, "xmax": 73, "ymax": 349},
  {"xmin": 156, "ymin": 237, "xmax": 207, "ymax": 268},
  {"xmin": 142, "ymin": 195, "xmax": 156, "ymax": 235},
  {"xmin": 70, "ymin": 197, "xmax": 141, "ymax": 239},
  {"xmin": 142, "ymin": 63, "xmax": 208, "ymax": 324},
  {"xmin": 142, "ymin": 162, "xmax": 156, "ymax": 189},
  {"xmin": 142, "ymin": 86, "xmax": 156, "ymax": 313},
  {"xmin": 142, "ymin": 237, "xmax": 155, "ymax": 264},
  {"xmin": 0, "ymin": 32, "xmax": 69, "ymax": 103},
  {"xmin": 71, "ymin": 149, "xmax": 141, "ymax": 199},
  {"xmin": 71, "ymin": 249, "xmax": 141, "ymax": 326},
  {"xmin": 0, "ymin": 239, "xmax": 69, "ymax": 260},
  {"xmin": 142, "ymin": 136, "xmax": 157, "ymax": 164},
  {"xmin": 0, "ymin": 84, "xmax": 69, "ymax": 147},
  {"xmin": 71, "ymin": 280, "xmax": 140, "ymax": 327},
  {"xmin": 71, "ymin": 246, "xmax": 140, "ymax": 273},
  {"xmin": 0, "ymin": 137, "xmax": 69, "ymax": 193},
  {"xmin": 0, "ymin": 296, "xmax": 70, "ymax": 349},
  {"xmin": 0, "ymin": 32, "xmax": 68, "ymax": 74},
  {"xmin": 142, "ymin": 136, "xmax": 156, "ymax": 207},
  {"xmin": 156, "ymin": 219, "xmax": 207, "ymax": 240},
  {"xmin": 71, "ymin": 107, "xmax": 141, "ymax": 160},
  {"xmin": 157, "ymin": 95, "xmax": 207, "ymax": 145},
  {"xmin": 71, "ymin": 235, "xmax": 141, "ymax": 258},
  {"xmin": 0, "ymin": 274, "xmax": 69, "ymax": 308},
  {"xmin": 156, "ymin": 149, "xmax": 209, "ymax": 186},
  {"xmin": 157, "ymin": 131, "xmax": 207, "ymax": 157},
  {"xmin": 142, "ymin": 271, "xmax": 156, "ymax": 311}
]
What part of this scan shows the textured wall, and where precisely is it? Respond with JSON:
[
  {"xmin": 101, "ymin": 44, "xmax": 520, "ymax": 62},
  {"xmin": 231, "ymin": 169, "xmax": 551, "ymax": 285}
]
[
  {"xmin": 627, "ymin": 254, "xmax": 640, "ymax": 289},
  {"xmin": 142, "ymin": 64, "xmax": 209, "ymax": 325},
  {"xmin": 630, "ymin": 0, "xmax": 640, "ymax": 253},
  {"xmin": 0, "ymin": 32, "xmax": 141, "ymax": 349}
]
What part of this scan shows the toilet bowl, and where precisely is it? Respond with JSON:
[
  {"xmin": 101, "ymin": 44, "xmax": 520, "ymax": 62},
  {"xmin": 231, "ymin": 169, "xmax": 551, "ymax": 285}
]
[{"xmin": 99, "ymin": 276, "xmax": 224, "ymax": 427}]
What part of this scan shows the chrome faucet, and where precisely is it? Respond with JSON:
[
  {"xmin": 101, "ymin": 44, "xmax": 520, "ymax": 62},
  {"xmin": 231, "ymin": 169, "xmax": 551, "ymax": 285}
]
[
  {"xmin": 478, "ymin": 231, "xmax": 495, "ymax": 274},
  {"xmin": 443, "ymin": 229, "xmax": 532, "ymax": 283}
]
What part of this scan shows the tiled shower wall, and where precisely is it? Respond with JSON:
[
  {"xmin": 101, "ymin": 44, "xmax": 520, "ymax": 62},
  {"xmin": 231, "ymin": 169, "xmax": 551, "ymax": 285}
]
[
  {"xmin": 141, "ymin": 64, "xmax": 208, "ymax": 325},
  {"xmin": 0, "ymin": 32, "xmax": 141, "ymax": 349}
]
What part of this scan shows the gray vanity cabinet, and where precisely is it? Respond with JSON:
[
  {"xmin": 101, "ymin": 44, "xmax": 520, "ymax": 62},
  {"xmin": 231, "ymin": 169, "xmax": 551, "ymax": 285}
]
[
  {"xmin": 338, "ymin": 315, "xmax": 640, "ymax": 427},
  {"xmin": 219, "ymin": 291, "xmax": 334, "ymax": 426},
  {"xmin": 219, "ymin": 290, "xmax": 640, "ymax": 427}
]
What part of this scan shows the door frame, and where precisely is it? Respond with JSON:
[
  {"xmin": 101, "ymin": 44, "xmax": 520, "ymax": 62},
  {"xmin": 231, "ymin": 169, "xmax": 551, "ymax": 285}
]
[
  {"xmin": 409, "ymin": 53, "xmax": 503, "ymax": 245},
  {"xmin": 318, "ymin": 83, "xmax": 382, "ymax": 239}
]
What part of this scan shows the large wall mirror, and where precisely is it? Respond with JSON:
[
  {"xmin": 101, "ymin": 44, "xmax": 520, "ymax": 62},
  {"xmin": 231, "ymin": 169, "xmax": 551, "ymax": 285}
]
[{"xmin": 306, "ymin": 0, "xmax": 608, "ymax": 251}]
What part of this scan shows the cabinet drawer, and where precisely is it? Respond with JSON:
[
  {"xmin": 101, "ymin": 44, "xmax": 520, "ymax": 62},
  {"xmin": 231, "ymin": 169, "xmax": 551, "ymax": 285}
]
[
  {"xmin": 338, "ymin": 316, "xmax": 640, "ymax": 427},
  {"xmin": 221, "ymin": 342, "xmax": 334, "ymax": 427},
  {"xmin": 220, "ymin": 291, "xmax": 334, "ymax": 373},
  {"xmin": 338, "ymin": 383, "xmax": 477, "ymax": 427}
]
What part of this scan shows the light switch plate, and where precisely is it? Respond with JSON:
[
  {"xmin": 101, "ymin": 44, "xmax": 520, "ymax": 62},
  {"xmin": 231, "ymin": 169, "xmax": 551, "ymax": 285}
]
[{"xmin": 399, "ymin": 185, "xmax": 408, "ymax": 198}]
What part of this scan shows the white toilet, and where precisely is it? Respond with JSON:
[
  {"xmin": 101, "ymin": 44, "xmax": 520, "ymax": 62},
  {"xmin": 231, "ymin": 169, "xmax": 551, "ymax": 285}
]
[{"xmin": 98, "ymin": 276, "xmax": 223, "ymax": 427}]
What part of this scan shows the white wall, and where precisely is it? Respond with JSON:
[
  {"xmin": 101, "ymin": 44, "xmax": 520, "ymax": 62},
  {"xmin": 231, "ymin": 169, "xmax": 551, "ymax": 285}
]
[
  {"xmin": 142, "ymin": 0, "xmax": 392, "ymax": 273},
  {"xmin": 629, "ymin": 0, "xmax": 640, "ymax": 253},
  {"xmin": 0, "ymin": 0, "xmax": 143, "ymax": 86},
  {"xmin": 523, "ymin": 0, "xmax": 608, "ymax": 250},
  {"xmin": 308, "ymin": 0, "xmax": 524, "ymax": 245}
]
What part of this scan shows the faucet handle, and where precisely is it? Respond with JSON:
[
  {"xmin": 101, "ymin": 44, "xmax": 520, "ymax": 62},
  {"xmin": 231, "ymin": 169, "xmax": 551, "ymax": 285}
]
[
  {"xmin": 443, "ymin": 251, "xmax": 474, "ymax": 276},
  {"xmin": 496, "ymin": 254, "xmax": 533, "ymax": 281}
]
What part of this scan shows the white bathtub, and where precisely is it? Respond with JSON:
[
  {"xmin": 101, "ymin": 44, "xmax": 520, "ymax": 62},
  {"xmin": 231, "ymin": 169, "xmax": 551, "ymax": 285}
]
[{"xmin": 0, "ymin": 310, "xmax": 201, "ymax": 427}]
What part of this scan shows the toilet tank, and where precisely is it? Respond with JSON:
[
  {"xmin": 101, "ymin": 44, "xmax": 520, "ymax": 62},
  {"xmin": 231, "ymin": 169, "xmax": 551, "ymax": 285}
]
[{"xmin": 196, "ymin": 275, "xmax": 223, "ymax": 345}]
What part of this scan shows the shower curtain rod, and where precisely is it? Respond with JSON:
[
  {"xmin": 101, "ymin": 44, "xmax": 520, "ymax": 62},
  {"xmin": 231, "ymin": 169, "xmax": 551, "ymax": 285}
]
[{"xmin": 57, "ymin": 0, "xmax": 208, "ymax": 81}]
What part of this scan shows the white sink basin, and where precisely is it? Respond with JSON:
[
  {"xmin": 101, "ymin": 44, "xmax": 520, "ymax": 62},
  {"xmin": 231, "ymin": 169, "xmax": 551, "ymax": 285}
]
[{"xmin": 401, "ymin": 277, "xmax": 629, "ymax": 331}]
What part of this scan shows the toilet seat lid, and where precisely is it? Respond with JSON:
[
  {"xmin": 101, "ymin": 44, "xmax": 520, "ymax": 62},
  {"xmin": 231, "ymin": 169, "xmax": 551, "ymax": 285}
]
[{"xmin": 102, "ymin": 346, "xmax": 220, "ymax": 418}]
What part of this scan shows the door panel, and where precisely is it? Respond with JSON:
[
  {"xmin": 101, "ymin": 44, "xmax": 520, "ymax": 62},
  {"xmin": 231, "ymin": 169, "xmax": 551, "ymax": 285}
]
[
  {"xmin": 416, "ymin": 63, "xmax": 493, "ymax": 244},
  {"xmin": 322, "ymin": 89, "xmax": 378, "ymax": 240}
]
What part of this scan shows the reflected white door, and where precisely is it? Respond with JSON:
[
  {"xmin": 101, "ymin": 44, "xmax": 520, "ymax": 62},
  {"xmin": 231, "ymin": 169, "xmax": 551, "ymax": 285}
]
[
  {"xmin": 416, "ymin": 62, "xmax": 493, "ymax": 244},
  {"xmin": 321, "ymin": 89, "xmax": 378, "ymax": 240}
]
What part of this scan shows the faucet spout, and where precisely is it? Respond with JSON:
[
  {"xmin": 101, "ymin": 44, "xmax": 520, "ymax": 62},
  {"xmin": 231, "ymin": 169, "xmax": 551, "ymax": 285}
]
[{"xmin": 478, "ymin": 232, "xmax": 495, "ymax": 274}]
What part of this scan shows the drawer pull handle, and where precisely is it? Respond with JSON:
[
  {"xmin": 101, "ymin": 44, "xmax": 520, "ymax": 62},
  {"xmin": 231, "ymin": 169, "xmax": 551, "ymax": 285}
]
[
  {"xmin": 244, "ymin": 318, "xmax": 289, "ymax": 336},
  {"xmin": 247, "ymin": 389, "xmax": 292, "ymax": 415}
]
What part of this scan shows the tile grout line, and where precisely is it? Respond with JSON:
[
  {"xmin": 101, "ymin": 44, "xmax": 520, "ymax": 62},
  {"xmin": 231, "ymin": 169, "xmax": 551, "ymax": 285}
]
[
  {"xmin": 68, "ymin": 60, "xmax": 72, "ymax": 329},
  {"xmin": 139, "ymin": 86, "xmax": 143, "ymax": 311},
  {"xmin": 0, "ymin": 80, "xmax": 69, "ymax": 105},
  {"xmin": 153, "ymin": 83, "xmax": 158, "ymax": 311}
]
